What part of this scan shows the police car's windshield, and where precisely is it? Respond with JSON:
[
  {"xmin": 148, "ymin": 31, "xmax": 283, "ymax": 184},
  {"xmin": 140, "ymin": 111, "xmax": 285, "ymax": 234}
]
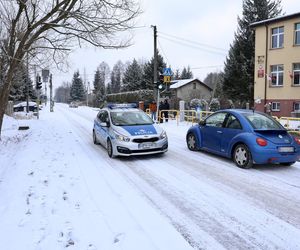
[{"xmin": 110, "ymin": 111, "xmax": 154, "ymax": 126}]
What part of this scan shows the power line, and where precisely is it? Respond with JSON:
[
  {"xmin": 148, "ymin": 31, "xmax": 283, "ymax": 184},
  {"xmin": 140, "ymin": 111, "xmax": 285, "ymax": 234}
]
[
  {"xmin": 157, "ymin": 39, "xmax": 171, "ymax": 66},
  {"xmin": 158, "ymin": 35, "xmax": 227, "ymax": 56},
  {"xmin": 159, "ymin": 31, "xmax": 227, "ymax": 52},
  {"xmin": 191, "ymin": 65, "xmax": 224, "ymax": 70}
]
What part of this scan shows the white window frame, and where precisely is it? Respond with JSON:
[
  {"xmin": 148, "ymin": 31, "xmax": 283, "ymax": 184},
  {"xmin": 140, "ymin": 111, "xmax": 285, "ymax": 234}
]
[
  {"xmin": 270, "ymin": 64, "xmax": 284, "ymax": 86},
  {"xmin": 295, "ymin": 23, "xmax": 300, "ymax": 45},
  {"xmin": 294, "ymin": 102, "xmax": 300, "ymax": 111},
  {"xmin": 293, "ymin": 63, "xmax": 300, "ymax": 86},
  {"xmin": 271, "ymin": 102, "xmax": 280, "ymax": 112},
  {"xmin": 271, "ymin": 26, "xmax": 284, "ymax": 48}
]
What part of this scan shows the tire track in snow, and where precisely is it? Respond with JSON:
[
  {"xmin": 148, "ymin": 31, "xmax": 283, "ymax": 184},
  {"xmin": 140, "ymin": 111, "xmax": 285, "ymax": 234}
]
[
  {"xmin": 57, "ymin": 104, "xmax": 193, "ymax": 250},
  {"xmin": 57, "ymin": 104, "xmax": 300, "ymax": 250},
  {"xmin": 115, "ymin": 156, "xmax": 300, "ymax": 250}
]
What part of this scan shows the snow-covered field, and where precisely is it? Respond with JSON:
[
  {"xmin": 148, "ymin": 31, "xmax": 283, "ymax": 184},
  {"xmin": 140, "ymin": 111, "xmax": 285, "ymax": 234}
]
[{"xmin": 1, "ymin": 103, "xmax": 300, "ymax": 250}]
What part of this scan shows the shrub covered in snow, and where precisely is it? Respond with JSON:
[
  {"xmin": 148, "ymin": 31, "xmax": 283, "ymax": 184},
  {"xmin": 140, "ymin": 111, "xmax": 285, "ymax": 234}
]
[
  {"xmin": 190, "ymin": 99, "xmax": 208, "ymax": 110},
  {"xmin": 209, "ymin": 98, "xmax": 220, "ymax": 112}
]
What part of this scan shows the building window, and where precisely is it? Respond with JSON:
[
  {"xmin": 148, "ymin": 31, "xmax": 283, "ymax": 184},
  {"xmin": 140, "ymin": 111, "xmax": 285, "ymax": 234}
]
[
  {"xmin": 271, "ymin": 26, "xmax": 284, "ymax": 48},
  {"xmin": 271, "ymin": 102, "xmax": 280, "ymax": 111},
  {"xmin": 193, "ymin": 82, "xmax": 196, "ymax": 89},
  {"xmin": 293, "ymin": 63, "xmax": 300, "ymax": 86},
  {"xmin": 295, "ymin": 23, "xmax": 300, "ymax": 45},
  {"xmin": 270, "ymin": 64, "xmax": 284, "ymax": 86},
  {"xmin": 294, "ymin": 102, "xmax": 300, "ymax": 111}
]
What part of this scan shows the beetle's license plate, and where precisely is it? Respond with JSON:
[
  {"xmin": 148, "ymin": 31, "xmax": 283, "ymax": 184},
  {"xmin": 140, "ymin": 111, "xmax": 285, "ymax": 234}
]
[
  {"xmin": 278, "ymin": 146, "xmax": 294, "ymax": 153},
  {"xmin": 139, "ymin": 142, "xmax": 156, "ymax": 149}
]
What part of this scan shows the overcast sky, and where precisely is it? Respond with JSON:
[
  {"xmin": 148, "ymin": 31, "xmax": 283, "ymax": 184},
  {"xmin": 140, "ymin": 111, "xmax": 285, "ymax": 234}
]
[{"xmin": 52, "ymin": 0, "xmax": 299, "ymax": 89}]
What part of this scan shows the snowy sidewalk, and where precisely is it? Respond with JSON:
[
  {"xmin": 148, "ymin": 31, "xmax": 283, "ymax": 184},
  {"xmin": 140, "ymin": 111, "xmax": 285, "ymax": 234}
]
[{"xmin": 0, "ymin": 109, "xmax": 193, "ymax": 250}]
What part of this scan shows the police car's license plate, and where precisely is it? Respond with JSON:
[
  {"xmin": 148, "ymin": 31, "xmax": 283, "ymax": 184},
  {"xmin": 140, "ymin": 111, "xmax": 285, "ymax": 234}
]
[{"xmin": 139, "ymin": 142, "xmax": 156, "ymax": 149}]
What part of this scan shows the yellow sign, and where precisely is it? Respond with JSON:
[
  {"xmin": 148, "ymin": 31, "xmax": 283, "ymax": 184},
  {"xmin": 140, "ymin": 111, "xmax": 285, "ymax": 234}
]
[{"xmin": 164, "ymin": 75, "xmax": 171, "ymax": 83}]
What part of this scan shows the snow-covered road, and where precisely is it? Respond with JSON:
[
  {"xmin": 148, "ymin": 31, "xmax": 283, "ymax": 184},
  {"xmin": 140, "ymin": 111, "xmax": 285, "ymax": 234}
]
[{"xmin": 1, "ymin": 103, "xmax": 300, "ymax": 250}]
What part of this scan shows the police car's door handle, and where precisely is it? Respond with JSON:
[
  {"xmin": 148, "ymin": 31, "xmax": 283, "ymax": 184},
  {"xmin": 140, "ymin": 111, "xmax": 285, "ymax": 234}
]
[{"xmin": 217, "ymin": 130, "xmax": 223, "ymax": 134}]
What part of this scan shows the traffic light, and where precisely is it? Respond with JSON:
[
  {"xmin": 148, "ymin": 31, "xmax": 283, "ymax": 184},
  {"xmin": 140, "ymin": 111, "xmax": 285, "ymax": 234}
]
[
  {"xmin": 159, "ymin": 74, "xmax": 164, "ymax": 83},
  {"xmin": 154, "ymin": 74, "xmax": 163, "ymax": 89},
  {"xmin": 36, "ymin": 75, "xmax": 42, "ymax": 90},
  {"xmin": 154, "ymin": 74, "xmax": 164, "ymax": 89},
  {"xmin": 155, "ymin": 82, "xmax": 163, "ymax": 90}
]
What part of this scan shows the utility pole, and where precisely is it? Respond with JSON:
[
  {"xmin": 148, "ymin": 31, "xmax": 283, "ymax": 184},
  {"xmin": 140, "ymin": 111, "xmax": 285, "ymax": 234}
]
[
  {"xmin": 34, "ymin": 65, "xmax": 40, "ymax": 119},
  {"xmin": 84, "ymin": 68, "xmax": 89, "ymax": 106},
  {"xmin": 26, "ymin": 52, "xmax": 29, "ymax": 113},
  {"xmin": 49, "ymin": 74, "xmax": 53, "ymax": 112},
  {"xmin": 86, "ymin": 81, "xmax": 90, "ymax": 107},
  {"xmin": 151, "ymin": 25, "xmax": 159, "ymax": 122},
  {"xmin": 44, "ymin": 75, "xmax": 47, "ymax": 106},
  {"xmin": 152, "ymin": 25, "xmax": 158, "ymax": 87}
]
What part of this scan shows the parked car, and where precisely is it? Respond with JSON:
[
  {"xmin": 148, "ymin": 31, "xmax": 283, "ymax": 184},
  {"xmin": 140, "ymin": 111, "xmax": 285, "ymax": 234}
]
[
  {"xmin": 93, "ymin": 103, "xmax": 168, "ymax": 157},
  {"xmin": 13, "ymin": 101, "xmax": 38, "ymax": 112},
  {"xmin": 186, "ymin": 109, "xmax": 300, "ymax": 168},
  {"xmin": 69, "ymin": 102, "xmax": 78, "ymax": 108}
]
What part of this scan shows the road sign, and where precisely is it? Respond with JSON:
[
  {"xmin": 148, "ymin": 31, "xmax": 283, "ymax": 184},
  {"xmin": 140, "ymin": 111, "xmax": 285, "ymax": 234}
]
[
  {"xmin": 163, "ymin": 68, "xmax": 172, "ymax": 76},
  {"xmin": 164, "ymin": 75, "xmax": 171, "ymax": 83},
  {"xmin": 42, "ymin": 69, "xmax": 50, "ymax": 82}
]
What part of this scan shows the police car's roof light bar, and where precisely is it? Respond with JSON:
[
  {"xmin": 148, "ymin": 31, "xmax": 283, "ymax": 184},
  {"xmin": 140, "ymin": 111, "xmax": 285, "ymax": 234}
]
[{"xmin": 107, "ymin": 103, "xmax": 137, "ymax": 109}]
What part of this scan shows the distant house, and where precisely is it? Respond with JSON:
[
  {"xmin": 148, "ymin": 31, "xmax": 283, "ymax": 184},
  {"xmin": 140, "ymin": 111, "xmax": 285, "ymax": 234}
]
[{"xmin": 169, "ymin": 78, "xmax": 212, "ymax": 103}]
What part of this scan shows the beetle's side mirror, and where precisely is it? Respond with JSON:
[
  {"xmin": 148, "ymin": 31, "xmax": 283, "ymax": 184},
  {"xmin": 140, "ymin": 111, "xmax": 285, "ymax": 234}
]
[{"xmin": 199, "ymin": 120, "xmax": 206, "ymax": 126}]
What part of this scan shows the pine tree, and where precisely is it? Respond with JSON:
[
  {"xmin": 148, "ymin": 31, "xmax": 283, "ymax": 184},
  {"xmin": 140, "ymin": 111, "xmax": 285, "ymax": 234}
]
[
  {"xmin": 70, "ymin": 71, "xmax": 85, "ymax": 101},
  {"xmin": 223, "ymin": 0, "xmax": 282, "ymax": 107},
  {"xmin": 93, "ymin": 69, "xmax": 102, "ymax": 95},
  {"xmin": 9, "ymin": 63, "xmax": 36, "ymax": 102},
  {"xmin": 180, "ymin": 66, "xmax": 193, "ymax": 79},
  {"xmin": 106, "ymin": 82, "xmax": 112, "ymax": 94},
  {"xmin": 142, "ymin": 52, "xmax": 166, "ymax": 89},
  {"xmin": 110, "ymin": 60, "xmax": 124, "ymax": 93},
  {"xmin": 109, "ymin": 71, "xmax": 115, "ymax": 94},
  {"xmin": 54, "ymin": 82, "xmax": 71, "ymax": 103},
  {"xmin": 174, "ymin": 69, "xmax": 180, "ymax": 80},
  {"xmin": 93, "ymin": 62, "xmax": 110, "ymax": 106},
  {"xmin": 122, "ymin": 59, "xmax": 144, "ymax": 91},
  {"xmin": 203, "ymin": 72, "xmax": 224, "ymax": 98}
]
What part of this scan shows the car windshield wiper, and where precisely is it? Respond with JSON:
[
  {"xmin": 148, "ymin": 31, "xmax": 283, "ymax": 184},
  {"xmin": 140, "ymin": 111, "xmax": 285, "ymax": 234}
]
[{"xmin": 126, "ymin": 123, "xmax": 153, "ymax": 126}]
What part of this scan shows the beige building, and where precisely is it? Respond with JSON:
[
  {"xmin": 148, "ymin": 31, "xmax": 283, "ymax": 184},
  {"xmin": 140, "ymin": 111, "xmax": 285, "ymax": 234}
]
[{"xmin": 251, "ymin": 12, "xmax": 300, "ymax": 117}]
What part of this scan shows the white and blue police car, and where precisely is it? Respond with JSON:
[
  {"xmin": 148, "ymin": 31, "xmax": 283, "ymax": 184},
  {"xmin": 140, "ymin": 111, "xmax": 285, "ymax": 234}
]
[{"xmin": 93, "ymin": 103, "xmax": 168, "ymax": 157}]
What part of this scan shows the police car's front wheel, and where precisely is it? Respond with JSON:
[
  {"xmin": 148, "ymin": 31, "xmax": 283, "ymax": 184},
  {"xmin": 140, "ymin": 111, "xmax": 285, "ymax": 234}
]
[
  {"xmin": 107, "ymin": 139, "xmax": 113, "ymax": 158},
  {"xmin": 93, "ymin": 130, "xmax": 99, "ymax": 145}
]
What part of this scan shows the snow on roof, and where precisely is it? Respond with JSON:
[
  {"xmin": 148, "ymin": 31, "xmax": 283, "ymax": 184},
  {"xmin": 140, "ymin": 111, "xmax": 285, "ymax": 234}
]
[
  {"xmin": 13, "ymin": 101, "xmax": 37, "ymax": 107},
  {"xmin": 170, "ymin": 78, "xmax": 197, "ymax": 89},
  {"xmin": 170, "ymin": 78, "xmax": 212, "ymax": 90},
  {"xmin": 251, "ymin": 12, "xmax": 300, "ymax": 28}
]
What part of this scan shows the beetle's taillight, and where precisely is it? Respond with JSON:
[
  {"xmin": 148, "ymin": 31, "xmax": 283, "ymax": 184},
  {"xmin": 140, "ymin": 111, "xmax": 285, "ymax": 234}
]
[{"xmin": 256, "ymin": 138, "xmax": 267, "ymax": 146}]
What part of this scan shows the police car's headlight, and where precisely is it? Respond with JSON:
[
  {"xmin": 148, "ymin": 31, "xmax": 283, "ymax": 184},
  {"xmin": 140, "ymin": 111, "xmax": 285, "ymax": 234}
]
[
  {"xmin": 160, "ymin": 130, "xmax": 167, "ymax": 139},
  {"xmin": 115, "ymin": 132, "xmax": 130, "ymax": 142}
]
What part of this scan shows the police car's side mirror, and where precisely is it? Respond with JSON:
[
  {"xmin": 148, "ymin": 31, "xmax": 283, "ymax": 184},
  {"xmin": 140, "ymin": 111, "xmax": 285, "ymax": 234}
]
[{"xmin": 100, "ymin": 122, "xmax": 109, "ymax": 127}]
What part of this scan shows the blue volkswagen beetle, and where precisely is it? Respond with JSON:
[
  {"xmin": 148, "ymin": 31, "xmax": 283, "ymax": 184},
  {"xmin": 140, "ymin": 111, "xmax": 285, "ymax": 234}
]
[{"xmin": 186, "ymin": 109, "xmax": 300, "ymax": 168}]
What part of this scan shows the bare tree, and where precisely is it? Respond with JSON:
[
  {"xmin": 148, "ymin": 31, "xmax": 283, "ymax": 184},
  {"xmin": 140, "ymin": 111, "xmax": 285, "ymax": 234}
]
[{"xmin": 0, "ymin": 0, "xmax": 140, "ymax": 137}]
